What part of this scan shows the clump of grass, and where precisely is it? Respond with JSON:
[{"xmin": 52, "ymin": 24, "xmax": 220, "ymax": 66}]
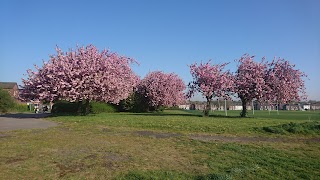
[
  {"xmin": 262, "ymin": 121, "xmax": 320, "ymax": 135},
  {"xmin": 115, "ymin": 170, "xmax": 192, "ymax": 180},
  {"xmin": 115, "ymin": 170, "xmax": 232, "ymax": 180}
]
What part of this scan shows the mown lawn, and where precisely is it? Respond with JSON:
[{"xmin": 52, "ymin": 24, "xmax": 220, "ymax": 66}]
[{"xmin": 0, "ymin": 110, "xmax": 319, "ymax": 179}]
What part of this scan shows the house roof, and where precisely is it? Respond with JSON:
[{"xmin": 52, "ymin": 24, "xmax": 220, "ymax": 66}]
[{"xmin": 0, "ymin": 82, "xmax": 18, "ymax": 89}]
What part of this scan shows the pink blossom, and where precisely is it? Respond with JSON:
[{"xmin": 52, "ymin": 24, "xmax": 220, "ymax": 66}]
[
  {"xmin": 21, "ymin": 45, "xmax": 139, "ymax": 104},
  {"xmin": 188, "ymin": 60, "xmax": 233, "ymax": 116},
  {"xmin": 137, "ymin": 71, "xmax": 186, "ymax": 109}
]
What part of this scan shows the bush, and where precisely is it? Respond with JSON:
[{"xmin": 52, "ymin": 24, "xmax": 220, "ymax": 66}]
[
  {"xmin": 51, "ymin": 100, "xmax": 81, "ymax": 114},
  {"xmin": 118, "ymin": 92, "xmax": 149, "ymax": 112},
  {"xmin": 166, "ymin": 106, "xmax": 180, "ymax": 110},
  {"xmin": 0, "ymin": 88, "xmax": 15, "ymax": 113},
  {"xmin": 9, "ymin": 103, "xmax": 29, "ymax": 113},
  {"xmin": 90, "ymin": 101, "xmax": 117, "ymax": 114},
  {"xmin": 52, "ymin": 100, "xmax": 117, "ymax": 115},
  {"xmin": 262, "ymin": 121, "xmax": 320, "ymax": 135}
]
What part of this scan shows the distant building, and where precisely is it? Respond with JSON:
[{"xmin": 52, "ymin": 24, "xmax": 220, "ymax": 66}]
[
  {"xmin": 310, "ymin": 103, "xmax": 320, "ymax": 110},
  {"xmin": 179, "ymin": 101, "xmax": 253, "ymax": 111},
  {"xmin": 229, "ymin": 105, "xmax": 243, "ymax": 110},
  {"xmin": 178, "ymin": 104, "xmax": 190, "ymax": 110},
  {"xmin": 303, "ymin": 104, "xmax": 311, "ymax": 110},
  {"xmin": 0, "ymin": 82, "xmax": 19, "ymax": 99}
]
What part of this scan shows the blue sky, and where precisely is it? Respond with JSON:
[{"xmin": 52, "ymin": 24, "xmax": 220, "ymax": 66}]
[{"xmin": 1, "ymin": 0, "xmax": 319, "ymax": 100}]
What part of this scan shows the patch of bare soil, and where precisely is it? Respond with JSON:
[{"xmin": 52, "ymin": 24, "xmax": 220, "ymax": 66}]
[
  {"xmin": 56, "ymin": 162, "xmax": 94, "ymax": 178},
  {"xmin": 0, "ymin": 134, "xmax": 11, "ymax": 138},
  {"xmin": 6, "ymin": 158, "xmax": 26, "ymax": 164},
  {"xmin": 5, "ymin": 156, "xmax": 28, "ymax": 164},
  {"xmin": 103, "ymin": 152, "xmax": 131, "ymax": 169},
  {"xmin": 101, "ymin": 128, "xmax": 113, "ymax": 132},
  {"xmin": 134, "ymin": 130, "xmax": 182, "ymax": 139},
  {"xmin": 190, "ymin": 134, "xmax": 320, "ymax": 143}
]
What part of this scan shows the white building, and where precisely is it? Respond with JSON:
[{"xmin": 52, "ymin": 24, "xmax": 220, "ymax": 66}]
[
  {"xmin": 178, "ymin": 105, "xmax": 190, "ymax": 110},
  {"xmin": 303, "ymin": 104, "xmax": 310, "ymax": 110}
]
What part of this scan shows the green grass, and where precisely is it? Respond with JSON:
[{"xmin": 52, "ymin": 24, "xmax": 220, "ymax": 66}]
[
  {"xmin": 0, "ymin": 110, "xmax": 319, "ymax": 179},
  {"xmin": 186, "ymin": 109, "xmax": 320, "ymax": 121}
]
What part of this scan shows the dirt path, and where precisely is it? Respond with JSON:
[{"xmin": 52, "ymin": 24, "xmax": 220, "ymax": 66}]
[{"xmin": 0, "ymin": 113, "xmax": 58, "ymax": 132}]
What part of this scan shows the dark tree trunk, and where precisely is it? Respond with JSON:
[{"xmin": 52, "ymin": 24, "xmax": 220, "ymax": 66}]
[
  {"xmin": 85, "ymin": 99, "xmax": 90, "ymax": 115},
  {"xmin": 77, "ymin": 100, "xmax": 83, "ymax": 115},
  {"xmin": 204, "ymin": 96, "xmax": 211, "ymax": 116},
  {"xmin": 240, "ymin": 98, "xmax": 247, "ymax": 117}
]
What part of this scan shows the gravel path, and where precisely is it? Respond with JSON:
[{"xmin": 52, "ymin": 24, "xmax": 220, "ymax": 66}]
[{"xmin": 0, "ymin": 113, "xmax": 57, "ymax": 131}]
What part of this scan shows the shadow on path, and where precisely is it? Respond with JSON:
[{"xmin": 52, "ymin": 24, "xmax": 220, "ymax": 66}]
[{"xmin": 0, "ymin": 113, "xmax": 51, "ymax": 119}]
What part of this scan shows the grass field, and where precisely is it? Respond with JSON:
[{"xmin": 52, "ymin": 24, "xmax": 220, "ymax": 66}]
[{"xmin": 0, "ymin": 110, "xmax": 319, "ymax": 179}]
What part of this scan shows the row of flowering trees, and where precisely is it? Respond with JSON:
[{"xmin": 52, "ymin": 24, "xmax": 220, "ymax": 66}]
[
  {"xmin": 21, "ymin": 45, "xmax": 306, "ymax": 116},
  {"xmin": 188, "ymin": 54, "xmax": 307, "ymax": 117},
  {"xmin": 21, "ymin": 45, "xmax": 186, "ymax": 114}
]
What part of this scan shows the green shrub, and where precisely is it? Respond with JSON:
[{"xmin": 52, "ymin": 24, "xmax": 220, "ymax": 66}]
[
  {"xmin": 0, "ymin": 88, "xmax": 15, "ymax": 113},
  {"xmin": 90, "ymin": 101, "xmax": 117, "ymax": 114},
  {"xmin": 118, "ymin": 92, "xmax": 149, "ymax": 112},
  {"xmin": 51, "ymin": 100, "xmax": 81, "ymax": 114},
  {"xmin": 262, "ymin": 121, "xmax": 320, "ymax": 135},
  {"xmin": 9, "ymin": 103, "xmax": 29, "ymax": 113},
  {"xmin": 52, "ymin": 100, "xmax": 117, "ymax": 115},
  {"xmin": 166, "ymin": 106, "xmax": 181, "ymax": 110}
]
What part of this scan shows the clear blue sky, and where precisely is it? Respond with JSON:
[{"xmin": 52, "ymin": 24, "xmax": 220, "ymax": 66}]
[{"xmin": 1, "ymin": 0, "xmax": 319, "ymax": 100}]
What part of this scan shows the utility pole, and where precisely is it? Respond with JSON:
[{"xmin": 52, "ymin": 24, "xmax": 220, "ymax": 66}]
[
  {"xmin": 252, "ymin": 100, "xmax": 254, "ymax": 115},
  {"xmin": 225, "ymin": 99, "xmax": 227, "ymax": 116}
]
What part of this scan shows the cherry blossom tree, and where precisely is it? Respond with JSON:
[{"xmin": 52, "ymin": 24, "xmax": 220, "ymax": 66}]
[
  {"xmin": 188, "ymin": 61, "xmax": 234, "ymax": 116},
  {"xmin": 21, "ymin": 45, "xmax": 139, "ymax": 114},
  {"xmin": 234, "ymin": 54, "xmax": 268, "ymax": 117},
  {"xmin": 264, "ymin": 58, "xmax": 307, "ymax": 112},
  {"xmin": 137, "ymin": 71, "xmax": 186, "ymax": 111}
]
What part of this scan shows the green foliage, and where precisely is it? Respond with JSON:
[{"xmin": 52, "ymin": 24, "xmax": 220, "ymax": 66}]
[
  {"xmin": 0, "ymin": 88, "xmax": 15, "ymax": 113},
  {"xmin": 118, "ymin": 92, "xmax": 149, "ymax": 112},
  {"xmin": 9, "ymin": 103, "xmax": 29, "ymax": 112},
  {"xmin": 90, "ymin": 101, "xmax": 117, "ymax": 114},
  {"xmin": 51, "ymin": 100, "xmax": 81, "ymax": 114},
  {"xmin": 166, "ymin": 106, "xmax": 181, "ymax": 110},
  {"xmin": 262, "ymin": 121, "xmax": 320, "ymax": 135},
  {"xmin": 51, "ymin": 100, "xmax": 117, "ymax": 115}
]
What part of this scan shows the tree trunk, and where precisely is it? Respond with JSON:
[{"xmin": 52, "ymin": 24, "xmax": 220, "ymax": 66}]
[
  {"xmin": 204, "ymin": 96, "xmax": 211, "ymax": 116},
  {"xmin": 85, "ymin": 99, "xmax": 90, "ymax": 115},
  {"xmin": 277, "ymin": 102, "xmax": 279, "ymax": 115},
  {"xmin": 77, "ymin": 100, "xmax": 83, "ymax": 115},
  {"xmin": 240, "ymin": 98, "xmax": 247, "ymax": 117}
]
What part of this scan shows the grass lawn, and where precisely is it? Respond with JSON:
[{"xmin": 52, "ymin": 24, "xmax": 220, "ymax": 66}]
[{"xmin": 0, "ymin": 110, "xmax": 319, "ymax": 179}]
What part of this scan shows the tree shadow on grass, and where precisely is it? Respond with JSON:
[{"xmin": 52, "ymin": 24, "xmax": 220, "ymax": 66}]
[
  {"xmin": 0, "ymin": 113, "xmax": 51, "ymax": 119},
  {"xmin": 128, "ymin": 112, "xmax": 203, "ymax": 117},
  {"xmin": 208, "ymin": 114, "xmax": 251, "ymax": 119},
  {"xmin": 128, "ymin": 112, "xmax": 248, "ymax": 119},
  {"xmin": 49, "ymin": 113, "xmax": 86, "ymax": 117}
]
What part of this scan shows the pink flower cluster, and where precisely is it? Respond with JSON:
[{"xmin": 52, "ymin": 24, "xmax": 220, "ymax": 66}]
[
  {"xmin": 264, "ymin": 58, "xmax": 307, "ymax": 103},
  {"xmin": 137, "ymin": 71, "xmax": 186, "ymax": 108},
  {"xmin": 188, "ymin": 61, "xmax": 233, "ymax": 101},
  {"xmin": 234, "ymin": 54, "xmax": 268, "ymax": 102},
  {"xmin": 234, "ymin": 54, "xmax": 307, "ymax": 104},
  {"xmin": 21, "ymin": 45, "xmax": 139, "ymax": 103}
]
